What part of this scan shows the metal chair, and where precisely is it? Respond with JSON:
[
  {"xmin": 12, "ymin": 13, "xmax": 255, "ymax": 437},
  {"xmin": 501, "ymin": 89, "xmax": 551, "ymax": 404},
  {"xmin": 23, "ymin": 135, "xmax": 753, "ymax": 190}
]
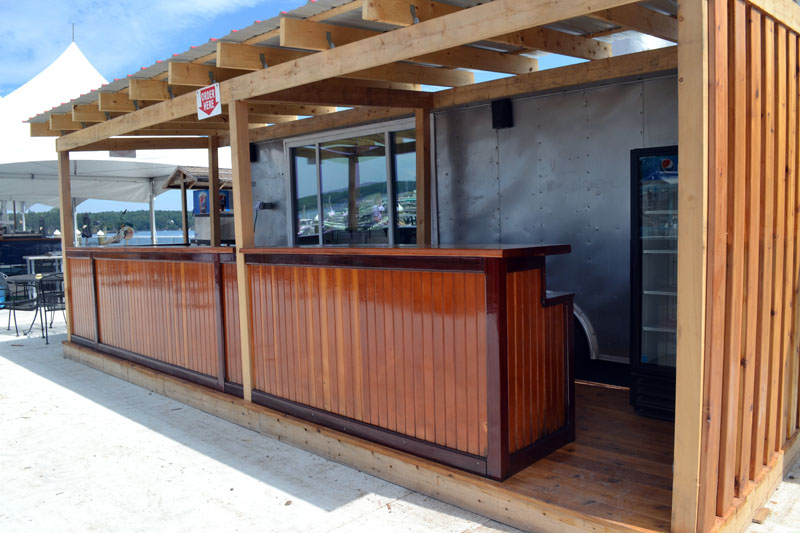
[
  {"xmin": 4, "ymin": 276, "xmax": 43, "ymax": 338},
  {"xmin": 37, "ymin": 273, "xmax": 65, "ymax": 345}
]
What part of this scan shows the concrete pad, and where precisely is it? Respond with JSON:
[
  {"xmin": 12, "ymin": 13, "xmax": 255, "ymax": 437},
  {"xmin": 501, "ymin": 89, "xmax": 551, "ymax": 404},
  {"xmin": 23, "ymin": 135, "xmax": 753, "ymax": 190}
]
[
  {"xmin": 0, "ymin": 310, "xmax": 519, "ymax": 532},
  {"xmin": 746, "ymin": 457, "xmax": 800, "ymax": 533}
]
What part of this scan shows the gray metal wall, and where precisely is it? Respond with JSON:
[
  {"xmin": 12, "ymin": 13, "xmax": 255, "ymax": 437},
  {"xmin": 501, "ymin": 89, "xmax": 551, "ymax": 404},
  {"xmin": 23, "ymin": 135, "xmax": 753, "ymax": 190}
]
[
  {"xmin": 248, "ymin": 76, "xmax": 678, "ymax": 362},
  {"xmin": 434, "ymin": 76, "xmax": 678, "ymax": 362},
  {"xmin": 251, "ymin": 140, "xmax": 289, "ymax": 247}
]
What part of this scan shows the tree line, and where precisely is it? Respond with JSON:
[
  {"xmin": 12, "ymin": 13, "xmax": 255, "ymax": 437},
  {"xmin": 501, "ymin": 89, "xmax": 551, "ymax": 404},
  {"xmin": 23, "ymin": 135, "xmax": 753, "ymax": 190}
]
[{"xmin": 24, "ymin": 209, "xmax": 194, "ymax": 234}]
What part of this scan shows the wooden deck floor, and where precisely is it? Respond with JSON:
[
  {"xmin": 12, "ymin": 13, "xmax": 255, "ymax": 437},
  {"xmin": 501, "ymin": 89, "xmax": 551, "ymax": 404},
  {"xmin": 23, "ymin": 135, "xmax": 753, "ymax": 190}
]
[
  {"xmin": 501, "ymin": 382, "xmax": 674, "ymax": 531},
  {"xmin": 64, "ymin": 342, "xmax": 674, "ymax": 533}
]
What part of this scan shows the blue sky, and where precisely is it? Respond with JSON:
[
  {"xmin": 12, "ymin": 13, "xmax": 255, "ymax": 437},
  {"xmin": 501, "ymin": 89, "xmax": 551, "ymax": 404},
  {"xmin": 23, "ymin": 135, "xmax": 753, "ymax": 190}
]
[{"xmin": 2, "ymin": 0, "xmax": 582, "ymax": 214}]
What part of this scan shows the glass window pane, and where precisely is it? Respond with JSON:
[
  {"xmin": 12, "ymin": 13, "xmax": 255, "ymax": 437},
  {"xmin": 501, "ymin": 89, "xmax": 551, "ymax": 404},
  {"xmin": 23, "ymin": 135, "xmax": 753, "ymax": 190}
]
[
  {"xmin": 393, "ymin": 129, "xmax": 417, "ymax": 244},
  {"xmin": 320, "ymin": 134, "xmax": 389, "ymax": 245},
  {"xmin": 293, "ymin": 145, "xmax": 319, "ymax": 245}
]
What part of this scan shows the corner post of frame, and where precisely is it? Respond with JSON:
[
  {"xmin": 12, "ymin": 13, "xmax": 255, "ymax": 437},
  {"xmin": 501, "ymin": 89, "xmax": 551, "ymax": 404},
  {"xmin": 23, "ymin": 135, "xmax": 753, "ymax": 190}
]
[{"xmin": 672, "ymin": 0, "xmax": 710, "ymax": 530}]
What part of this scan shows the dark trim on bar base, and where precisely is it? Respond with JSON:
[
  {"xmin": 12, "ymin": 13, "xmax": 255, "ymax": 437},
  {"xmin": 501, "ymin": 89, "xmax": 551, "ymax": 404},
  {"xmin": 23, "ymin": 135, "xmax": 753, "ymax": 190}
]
[
  {"xmin": 66, "ymin": 249, "xmax": 236, "ymax": 264},
  {"xmin": 71, "ymin": 335, "xmax": 220, "ymax": 391},
  {"xmin": 89, "ymin": 256, "xmax": 100, "ymax": 345},
  {"xmin": 224, "ymin": 382, "xmax": 244, "ymax": 398},
  {"xmin": 212, "ymin": 255, "xmax": 226, "ymax": 392},
  {"xmin": 485, "ymin": 258, "xmax": 510, "ymax": 480},
  {"xmin": 251, "ymin": 390, "xmax": 487, "ymax": 476},
  {"xmin": 244, "ymin": 253, "xmax": 485, "ymax": 272}
]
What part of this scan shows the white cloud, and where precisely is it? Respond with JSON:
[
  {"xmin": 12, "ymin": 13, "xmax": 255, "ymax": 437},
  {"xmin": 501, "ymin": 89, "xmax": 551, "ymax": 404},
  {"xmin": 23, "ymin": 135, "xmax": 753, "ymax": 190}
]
[{"xmin": 0, "ymin": 0, "xmax": 282, "ymax": 95}]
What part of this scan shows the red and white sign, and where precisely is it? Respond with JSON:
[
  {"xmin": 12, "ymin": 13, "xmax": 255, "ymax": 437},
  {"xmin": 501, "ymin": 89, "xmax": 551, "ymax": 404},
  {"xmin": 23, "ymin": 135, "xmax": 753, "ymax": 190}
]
[{"xmin": 196, "ymin": 83, "xmax": 221, "ymax": 119}]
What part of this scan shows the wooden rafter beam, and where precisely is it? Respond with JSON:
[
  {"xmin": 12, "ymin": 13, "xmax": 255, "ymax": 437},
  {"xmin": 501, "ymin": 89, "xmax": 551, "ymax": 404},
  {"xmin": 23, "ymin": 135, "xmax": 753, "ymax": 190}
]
[
  {"xmin": 192, "ymin": 0, "xmax": 364, "ymax": 65},
  {"xmin": 168, "ymin": 62, "xmax": 244, "ymax": 87},
  {"xmin": 496, "ymin": 27, "xmax": 612, "ymax": 60},
  {"xmin": 244, "ymin": 102, "xmax": 337, "ymax": 116},
  {"xmin": 589, "ymin": 4, "xmax": 678, "ymax": 43},
  {"xmin": 30, "ymin": 122, "xmax": 59, "ymax": 137},
  {"xmin": 98, "ymin": 92, "xmax": 137, "ymax": 112},
  {"xmin": 70, "ymin": 137, "xmax": 211, "ymax": 151},
  {"xmin": 249, "ymin": 107, "xmax": 413, "ymax": 143},
  {"xmin": 362, "ymin": 0, "xmax": 611, "ymax": 60},
  {"xmin": 56, "ymin": 0, "xmax": 638, "ymax": 151},
  {"xmin": 129, "ymin": 78, "xmax": 172, "ymax": 101},
  {"xmin": 50, "ymin": 113, "xmax": 83, "ymax": 131},
  {"xmin": 433, "ymin": 45, "xmax": 676, "ymax": 109},
  {"xmin": 280, "ymin": 17, "xmax": 538, "ymax": 74},
  {"xmin": 72, "ymin": 104, "xmax": 121, "ymax": 122},
  {"xmin": 250, "ymin": 80, "xmax": 433, "ymax": 108},
  {"xmin": 216, "ymin": 41, "xmax": 474, "ymax": 87},
  {"xmin": 246, "ymin": 46, "xmax": 676, "ymax": 144}
]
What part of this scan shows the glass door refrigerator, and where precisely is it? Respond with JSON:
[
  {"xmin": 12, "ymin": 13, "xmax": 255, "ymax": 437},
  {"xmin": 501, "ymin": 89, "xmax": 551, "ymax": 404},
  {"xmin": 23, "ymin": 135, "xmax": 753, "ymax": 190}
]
[{"xmin": 630, "ymin": 146, "xmax": 678, "ymax": 420}]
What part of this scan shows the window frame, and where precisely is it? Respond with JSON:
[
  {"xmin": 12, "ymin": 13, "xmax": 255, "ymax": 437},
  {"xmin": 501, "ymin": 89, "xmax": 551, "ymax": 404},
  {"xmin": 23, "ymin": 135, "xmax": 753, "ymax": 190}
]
[{"xmin": 284, "ymin": 118, "xmax": 415, "ymax": 246}]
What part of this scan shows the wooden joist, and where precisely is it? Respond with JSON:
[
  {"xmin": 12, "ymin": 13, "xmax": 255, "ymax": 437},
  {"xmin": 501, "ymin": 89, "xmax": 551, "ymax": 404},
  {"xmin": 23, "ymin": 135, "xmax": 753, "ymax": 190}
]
[
  {"xmin": 589, "ymin": 5, "xmax": 678, "ymax": 43},
  {"xmin": 73, "ymin": 104, "xmax": 112, "ymax": 122},
  {"xmin": 129, "ymin": 79, "xmax": 172, "ymax": 101},
  {"xmin": 69, "ymin": 137, "xmax": 211, "ymax": 151},
  {"xmin": 50, "ymin": 113, "xmax": 83, "ymax": 131},
  {"xmin": 216, "ymin": 42, "xmax": 475, "ymax": 87},
  {"xmin": 250, "ymin": 80, "xmax": 433, "ymax": 108},
  {"xmin": 363, "ymin": 0, "xmax": 612, "ymax": 60},
  {"xmin": 433, "ymin": 46, "xmax": 675, "ymax": 109},
  {"xmin": 98, "ymin": 91, "xmax": 137, "ymax": 112},
  {"xmin": 280, "ymin": 17, "xmax": 539, "ymax": 75},
  {"xmin": 168, "ymin": 62, "xmax": 243, "ymax": 87},
  {"xmin": 30, "ymin": 122, "xmax": 58, "ymax": 137},
  {"xmin": 56, "ymin": 0, "xmax": 640, "ymax": 150}
]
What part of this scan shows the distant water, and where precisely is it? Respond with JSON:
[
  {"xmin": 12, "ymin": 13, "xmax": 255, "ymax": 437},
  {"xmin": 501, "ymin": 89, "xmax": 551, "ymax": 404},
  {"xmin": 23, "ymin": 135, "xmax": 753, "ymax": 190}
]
[{"xmin": 81, "ymin": 230, "xmax": 195, "ymax": 247}]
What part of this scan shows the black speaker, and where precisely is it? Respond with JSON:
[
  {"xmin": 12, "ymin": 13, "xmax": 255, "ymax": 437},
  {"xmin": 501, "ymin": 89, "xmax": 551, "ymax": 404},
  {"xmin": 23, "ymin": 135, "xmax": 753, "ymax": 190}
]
[
  {"xmin": 249, "ymin": 142, "xmax": 259, "ymax": 162},
  {"xmin": 491, "ymin": 99, "xmax": 513, "ymax": 129}
]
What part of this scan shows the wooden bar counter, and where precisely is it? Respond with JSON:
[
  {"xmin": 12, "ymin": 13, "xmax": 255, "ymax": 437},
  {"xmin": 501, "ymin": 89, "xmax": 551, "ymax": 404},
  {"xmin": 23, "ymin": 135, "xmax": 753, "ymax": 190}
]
[
  {"xmin": 242, "ymin": 245, "xmax": 575, "ymax": 480},
  {"xmin": 65, "ymin": 247, "xmax": 242, "ymax": 392}
]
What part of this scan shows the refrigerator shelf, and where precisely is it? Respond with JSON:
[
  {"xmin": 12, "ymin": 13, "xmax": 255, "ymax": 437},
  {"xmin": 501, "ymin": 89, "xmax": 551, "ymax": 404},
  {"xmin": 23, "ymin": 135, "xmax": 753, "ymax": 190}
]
[{"xmin": 642, "ymin": 326, "xmax": 677, "ymax": 333}]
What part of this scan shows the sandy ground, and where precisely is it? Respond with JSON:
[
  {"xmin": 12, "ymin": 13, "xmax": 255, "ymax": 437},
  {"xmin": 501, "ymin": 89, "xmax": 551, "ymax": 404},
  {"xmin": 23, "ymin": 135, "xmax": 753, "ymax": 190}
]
[
  {"xmin": 3, "ymin": 308, "xmax": 799, "ymax": 532},
  {"xmin": 0, "ymin": 309, "xmax": 518, "ymax": 533}
]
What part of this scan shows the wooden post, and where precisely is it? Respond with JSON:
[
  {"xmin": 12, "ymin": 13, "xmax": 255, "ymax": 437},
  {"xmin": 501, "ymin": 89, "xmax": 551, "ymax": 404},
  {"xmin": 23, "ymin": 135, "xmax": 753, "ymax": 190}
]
[
  {"xmin": 209, "ymin": 136, "xmax": 221, "ymax": 247},
  {"xmin": 229, "ymin": 100, "xmax": 255, "ymax": 402},
  {"xmin": 415, "ymin": 108, "xmax": 432, "ymax": 246},
  {"xmin": 671, "ymin": 0, "xmax": 709, "ymax": 530},
  {"xmin": 180, "ymin": 179, "xmax": 189, "ymax": 245},
  {"xmin": 58, "ymin": 151, "xmax": 74, "ymax": 341}
]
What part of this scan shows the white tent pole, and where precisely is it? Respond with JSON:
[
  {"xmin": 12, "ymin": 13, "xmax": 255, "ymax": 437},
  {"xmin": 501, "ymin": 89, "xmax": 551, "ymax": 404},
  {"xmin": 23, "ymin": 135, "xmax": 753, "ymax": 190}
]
[
  {"xmin": 149, "ymin": 178, "xmax": 157, "ymax": 245},
  {"xmin": 21, "ymin": 201, "xmax": 26, "ymax": 231}
]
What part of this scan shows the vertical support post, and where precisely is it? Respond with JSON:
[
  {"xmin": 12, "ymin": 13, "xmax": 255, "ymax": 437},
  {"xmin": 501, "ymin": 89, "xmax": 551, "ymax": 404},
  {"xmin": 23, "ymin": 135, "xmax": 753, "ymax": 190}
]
[
  {"xmin": 12, "ymin": 201, "xmax": 17, "ymax": 232},
  {"xmin": 58, "ymin": 151, "xmax": 74, "ymax": 341},
  {"xmin": 209, "ymin": 136, "xmax": 221, "ymax": 247},
  {"xmin": 21, "ymin": 201, "xmax": 26, "ymax": 232},
  {"xmin": 485, "ymin": 258, "xmax": 509, "ymax": 480},
  {"xmin": 181, "ymin": 179, "xmax": 189, "ymax": 245},
  {"xmin": 229, "ymin": 100, "xmax": 255, "ymax": 402},
  {"xmin": 672, "ymin": 0, "xmax": 710, "ymax": 530},
  {"xmin": 149, "ymin": 178, "xmax": 157, "ymax": 245},
  {"xmin": 415, "ymin": 108, "xmax": 432, "ymax": 246}
]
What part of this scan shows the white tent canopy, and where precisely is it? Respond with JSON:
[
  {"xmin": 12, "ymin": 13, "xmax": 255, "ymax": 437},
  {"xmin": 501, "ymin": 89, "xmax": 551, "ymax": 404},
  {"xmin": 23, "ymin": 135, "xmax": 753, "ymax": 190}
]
[
  {"xmin": 0, "ymin": 43, "xmax": 228, "ymax": 209},
  {"xmin": 0, "ymin": 160, "xmax": 176, "ymax": 207}
]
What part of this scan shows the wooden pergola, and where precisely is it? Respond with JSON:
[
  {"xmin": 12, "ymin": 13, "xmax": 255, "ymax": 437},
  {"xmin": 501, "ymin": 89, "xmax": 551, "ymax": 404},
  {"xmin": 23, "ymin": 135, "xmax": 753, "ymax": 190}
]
[{"xmin": 28, "ymin": 0, "xmax": 800, "ymax": 531}]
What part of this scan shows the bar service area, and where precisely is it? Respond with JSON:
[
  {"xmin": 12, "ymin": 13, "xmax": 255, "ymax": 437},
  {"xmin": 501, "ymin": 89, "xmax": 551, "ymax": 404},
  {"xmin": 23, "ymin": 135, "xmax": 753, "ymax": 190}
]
[
  {"xmin": 35, "ymin": 1, "xmax": 800, "ymax": 530},
  {"xmin": 64, "ymin": 76, "xmax": 677, "ymax": 479}
]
